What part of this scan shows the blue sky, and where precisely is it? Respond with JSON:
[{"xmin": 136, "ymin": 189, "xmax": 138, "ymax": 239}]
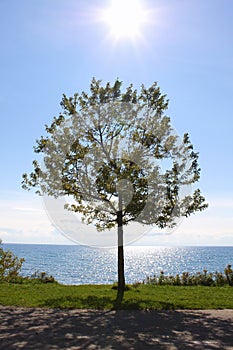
[{"xmin": 0, "ymin": 0, "xmax": 233, "ymax": 245}]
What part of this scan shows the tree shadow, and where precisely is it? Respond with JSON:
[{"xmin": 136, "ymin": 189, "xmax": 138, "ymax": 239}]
[
  {"xmin": 41, "ymin": 294, "xmax": 176, "ymax": 311},
  {"xmin": 1, "ymin": 306, "xmax": 232, "ymax": 349},
  {"xmin": 43, "ymin": 295, "xmax": 115, "ymax": 310}
]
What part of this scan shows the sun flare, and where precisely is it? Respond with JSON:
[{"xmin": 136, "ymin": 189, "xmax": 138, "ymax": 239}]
[{"xmin": 102, "ymin": 0, "xmax": 147, "ymax": 40}]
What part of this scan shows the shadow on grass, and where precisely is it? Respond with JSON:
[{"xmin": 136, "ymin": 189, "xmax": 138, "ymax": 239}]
[
  {"xmin": 43, "ymin": 295, "xmax": 115, "ymax": 310},
  {"xmin": 41, "ymin": 295, "xmax": 176, "ymax": 311}
]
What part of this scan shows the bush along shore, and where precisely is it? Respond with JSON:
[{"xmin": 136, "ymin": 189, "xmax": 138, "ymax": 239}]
[{"xmin": 144, "ymin": 265, "xmax": 233, "ymax": 287}]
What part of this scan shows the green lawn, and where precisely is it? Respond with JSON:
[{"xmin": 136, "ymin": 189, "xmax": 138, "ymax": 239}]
[{"xmin": 0, "ymin": 283, "xmax": 233, "ymax": 309}]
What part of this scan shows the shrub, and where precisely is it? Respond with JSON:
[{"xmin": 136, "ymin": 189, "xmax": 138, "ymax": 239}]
[
  {"xmin": 145, "ymin": 265, "xmax": 233, "ymax": 287},
  {"xmin": 132, "ymin": 281, "xmax": 142, "ymax": 289},
  {"xmin": 0, "ymin": 240, "xmax": 25, "ymax": 283},
  {"xmin": 224, "ymin": 265, "xmax": 233, "ymax": 286},
  {"xmin": 214, "ymin": 271, "xmax": 225, "ymax": 286},
  {"xmin": 111, "ymin": 283, "xmax": 131, "ymax": 291},
  {"xmin": 30, "ymin": 271, "xmax": 57, "ymax": 284}
]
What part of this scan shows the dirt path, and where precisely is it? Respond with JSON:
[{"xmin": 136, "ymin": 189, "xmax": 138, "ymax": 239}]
[{"xmin": 0, "ymin": 307, "xmax": 233, "ymax": 349}]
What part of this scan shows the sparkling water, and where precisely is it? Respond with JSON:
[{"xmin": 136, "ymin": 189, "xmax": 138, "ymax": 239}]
[{"xmin": 3, "ymin": 244, "xmax": 233, "ymax": 285}]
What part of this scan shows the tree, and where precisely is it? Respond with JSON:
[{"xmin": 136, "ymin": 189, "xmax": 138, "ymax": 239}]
[{"xmin": 22, "ymin": 78, "xmax": 208, "ymax": 304}]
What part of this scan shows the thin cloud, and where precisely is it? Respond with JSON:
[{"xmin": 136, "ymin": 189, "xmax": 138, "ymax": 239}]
[{"xmin": 13, "ymin": 207, "xmax": 43, "ymax": 212}]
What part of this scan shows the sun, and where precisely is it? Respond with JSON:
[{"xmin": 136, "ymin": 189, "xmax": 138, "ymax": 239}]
[{"xmin": 102, "ymin": 0, "xmax": 147, "ymax": 40}]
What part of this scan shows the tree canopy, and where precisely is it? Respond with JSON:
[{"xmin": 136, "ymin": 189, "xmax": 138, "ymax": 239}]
[
  {"xmin": 22, "ymin": 78, "xmax": 208, "ymax": 302},
  {"xmin": 22, "ymin": 78, "xmax": 207, "ymax": 232}
]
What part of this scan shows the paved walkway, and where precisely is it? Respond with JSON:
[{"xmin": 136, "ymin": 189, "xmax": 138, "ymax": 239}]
[{"xmin": 0, "ymin": 307, "xmax": 233, "ymax": 349}]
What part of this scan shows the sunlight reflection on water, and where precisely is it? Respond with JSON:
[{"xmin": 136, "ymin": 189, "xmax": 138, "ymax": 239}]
[{"xmin": 4, "ymin": 244, "xmax": 233, "ymax": 285}]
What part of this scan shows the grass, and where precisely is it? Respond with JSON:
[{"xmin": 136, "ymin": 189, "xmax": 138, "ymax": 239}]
[{"xmin": 0, "ymin": 283, "xmax": 233, "ymax": 309}]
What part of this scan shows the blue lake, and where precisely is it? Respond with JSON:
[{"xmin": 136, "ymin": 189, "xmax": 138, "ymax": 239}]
[{"xmin": 4, "ymin": 244, "xmax": 233, "ymax": 285}]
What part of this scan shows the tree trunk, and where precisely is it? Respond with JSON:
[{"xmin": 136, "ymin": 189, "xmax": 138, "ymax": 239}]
[{"xmin": 116, "ymin": 195, "xmax": 125, "ymax": 306}]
